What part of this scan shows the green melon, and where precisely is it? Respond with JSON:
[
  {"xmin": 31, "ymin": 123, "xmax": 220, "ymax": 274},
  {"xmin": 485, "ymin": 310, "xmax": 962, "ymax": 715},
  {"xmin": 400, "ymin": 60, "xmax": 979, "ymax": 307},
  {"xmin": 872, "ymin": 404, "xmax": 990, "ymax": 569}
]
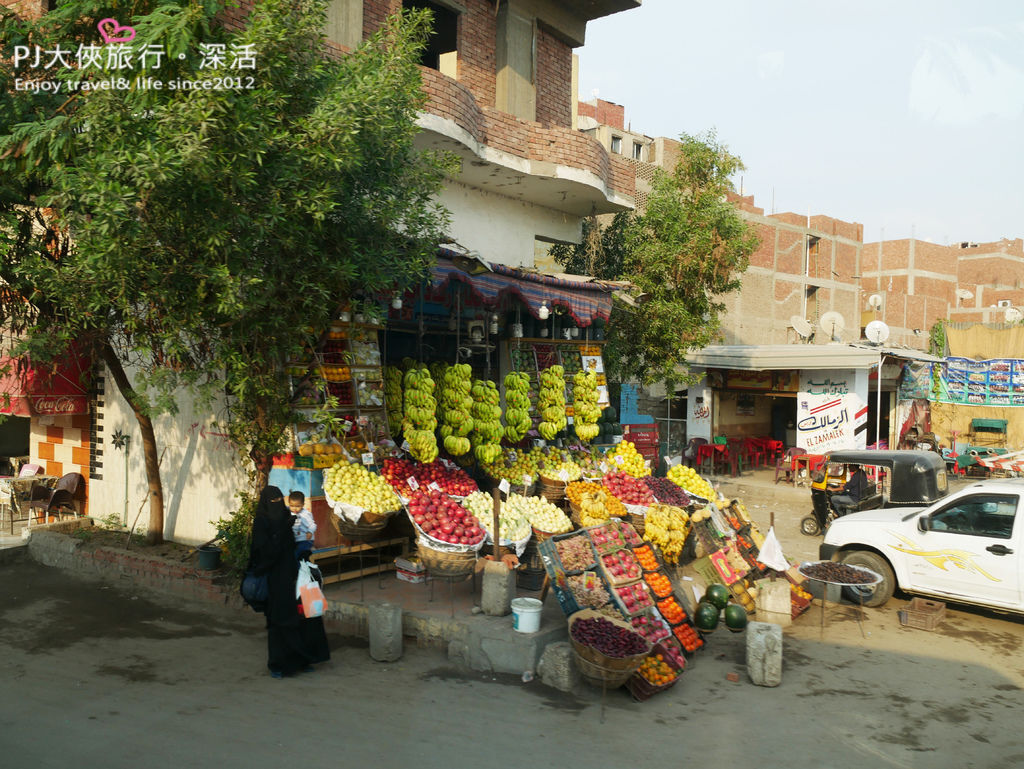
[
  {"xmin": 703, "ymin": 583, "xmax": 731, "ymax": 611},
  {"xmin": 723, "ymin": 603, "xmax": 748, "ymax": 632},
  {"xmin": 694, "ymin": 601, "xmax": 720, "ymax": 633}
]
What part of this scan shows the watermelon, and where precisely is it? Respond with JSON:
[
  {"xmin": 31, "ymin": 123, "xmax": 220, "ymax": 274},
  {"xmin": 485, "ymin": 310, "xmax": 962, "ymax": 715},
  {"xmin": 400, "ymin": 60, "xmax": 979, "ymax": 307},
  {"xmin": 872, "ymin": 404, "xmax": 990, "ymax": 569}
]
[
  {"xmin": 723, "ymin": 603, "xmax": 748, "ymax": 632},
  {"xmin": 703, "ymin": 583, "xmax": 730, "ymax": 611},
  {"xmin": 694, "ymin": 601, "xmax": 720, "ymax": 633}
]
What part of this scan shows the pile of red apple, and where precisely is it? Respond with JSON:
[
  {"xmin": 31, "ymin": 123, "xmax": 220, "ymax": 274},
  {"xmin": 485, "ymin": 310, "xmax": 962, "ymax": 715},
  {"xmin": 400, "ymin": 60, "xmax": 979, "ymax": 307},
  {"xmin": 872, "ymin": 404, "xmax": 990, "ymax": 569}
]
[
  {"xmin": 630, "ymin": 612, "xmax": 671, "ymax": 644},
  {"xmin": 617, "ymin": 521, "xmax": 643, "ymax": 546},
  {"xmin": 601, "ymin": 549, "xmax": 642, "ymax": 584},
  {"xmin": 589, "ymin": 523, "xmax": 627, "ymax": 554},
  {"xmin": 616, "ymin": 582, "xmax": 654, "ymax": 614},
  {"xmin": 406, "ymin": 489, "xmax": 485, "ymax": 546},
  {"xmin": 381, "ymin": 458, "xmax": 478, "ymax": 497},
  {"xmin": 602, "ymin": 471, "xmax": 655, "ymax": 506}
]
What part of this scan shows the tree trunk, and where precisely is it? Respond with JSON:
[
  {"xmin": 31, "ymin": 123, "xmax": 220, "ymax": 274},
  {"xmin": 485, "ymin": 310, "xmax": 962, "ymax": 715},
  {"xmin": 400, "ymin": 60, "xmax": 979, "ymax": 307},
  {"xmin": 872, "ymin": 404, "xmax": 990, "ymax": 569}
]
[{"xmin": 100, "ymin": 343, "xmax": 164, "ymax": 545}]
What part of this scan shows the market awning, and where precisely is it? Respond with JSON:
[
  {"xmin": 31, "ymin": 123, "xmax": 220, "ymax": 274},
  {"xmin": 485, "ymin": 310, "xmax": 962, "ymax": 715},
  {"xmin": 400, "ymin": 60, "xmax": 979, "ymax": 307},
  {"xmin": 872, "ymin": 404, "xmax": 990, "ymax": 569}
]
[
  {"xmin": 427, "ymin": 249, "xmax": 624, "ymax": 327},
  {"xmin": 684, "ymin": 344, "xmax": 883, "ymax": 371},
  {"xmin": 0, "ymin": 351, "xmax": 91, "ymax": 416}
]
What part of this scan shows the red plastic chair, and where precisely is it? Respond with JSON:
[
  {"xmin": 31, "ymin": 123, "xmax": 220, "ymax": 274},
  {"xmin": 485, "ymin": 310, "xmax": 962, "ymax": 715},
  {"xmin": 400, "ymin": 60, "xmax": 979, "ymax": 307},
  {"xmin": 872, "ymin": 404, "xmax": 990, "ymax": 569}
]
[{"xmin": 775, "ymin": 447, "xmax": 806, "ymax": 483}]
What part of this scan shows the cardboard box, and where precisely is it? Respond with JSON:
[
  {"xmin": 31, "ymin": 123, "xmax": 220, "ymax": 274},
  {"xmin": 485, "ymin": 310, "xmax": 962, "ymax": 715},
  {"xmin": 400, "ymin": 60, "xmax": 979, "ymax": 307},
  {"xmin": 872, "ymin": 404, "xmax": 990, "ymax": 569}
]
[
  {"xmin": 395, "ymin": 555, "xmax": 425, "ymax": 574},
  {"xmin": 396, "ymin": 569, "xmax": 426, "ymax": 584}
]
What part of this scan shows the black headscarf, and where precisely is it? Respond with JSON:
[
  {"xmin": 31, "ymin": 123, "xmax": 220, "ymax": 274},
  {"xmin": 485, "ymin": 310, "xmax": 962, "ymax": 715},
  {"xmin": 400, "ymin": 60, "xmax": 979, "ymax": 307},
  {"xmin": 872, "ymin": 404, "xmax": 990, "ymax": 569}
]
[{"xmin": 255, "ymin": 485, "xmax": 289, "ymax": 523}]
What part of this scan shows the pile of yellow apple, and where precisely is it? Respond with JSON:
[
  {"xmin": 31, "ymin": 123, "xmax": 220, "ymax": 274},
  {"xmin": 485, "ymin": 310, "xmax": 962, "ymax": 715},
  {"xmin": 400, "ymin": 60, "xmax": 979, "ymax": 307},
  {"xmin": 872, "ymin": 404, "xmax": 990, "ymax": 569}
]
[
  {"xmin": 606, "ymin": 440, "xmax": 650, "ymax": 478},
  {"xmin": 667, "ymin": 464, "xmax": 715, "ymax": 500},
  {"xmin": 323, "ymin": 461, "xmax": 401, "ymax": 514}
]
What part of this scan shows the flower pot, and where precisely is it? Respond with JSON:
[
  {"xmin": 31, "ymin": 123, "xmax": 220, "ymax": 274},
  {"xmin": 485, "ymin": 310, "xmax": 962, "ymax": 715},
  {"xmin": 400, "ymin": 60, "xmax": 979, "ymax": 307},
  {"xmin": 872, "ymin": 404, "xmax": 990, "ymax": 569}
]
[{"xmin": 198, "ymin": 545, "xmax": 222, "ymax": 570}]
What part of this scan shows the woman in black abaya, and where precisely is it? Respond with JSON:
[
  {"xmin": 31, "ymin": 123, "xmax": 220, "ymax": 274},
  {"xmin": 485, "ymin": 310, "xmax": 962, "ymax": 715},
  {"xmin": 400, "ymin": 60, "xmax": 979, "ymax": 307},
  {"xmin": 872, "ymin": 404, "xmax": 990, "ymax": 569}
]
[{"xmin": 248, "ymin": 486, "xmax": 330, "ymax": 677}]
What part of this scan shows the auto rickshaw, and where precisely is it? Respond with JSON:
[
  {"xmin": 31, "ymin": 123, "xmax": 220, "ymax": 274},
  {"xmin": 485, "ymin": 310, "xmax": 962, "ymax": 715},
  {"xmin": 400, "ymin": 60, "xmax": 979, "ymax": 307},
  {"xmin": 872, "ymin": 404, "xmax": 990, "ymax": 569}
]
[{"xmin": 800, "ymin": 449, "xmax": 948, "ymax": 536}]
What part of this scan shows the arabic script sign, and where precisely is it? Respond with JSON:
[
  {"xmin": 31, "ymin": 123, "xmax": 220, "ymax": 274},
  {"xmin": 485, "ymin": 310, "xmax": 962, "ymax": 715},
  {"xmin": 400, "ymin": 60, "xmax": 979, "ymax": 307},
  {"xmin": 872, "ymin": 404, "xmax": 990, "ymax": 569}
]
[{"xmin": 796, "ymin": 392, "xmax": 867, "ymax": 452}]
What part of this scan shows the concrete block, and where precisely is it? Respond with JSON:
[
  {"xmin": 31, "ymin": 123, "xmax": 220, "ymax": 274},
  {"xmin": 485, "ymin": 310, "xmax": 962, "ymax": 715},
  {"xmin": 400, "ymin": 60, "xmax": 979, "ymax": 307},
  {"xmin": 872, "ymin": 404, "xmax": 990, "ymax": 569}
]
[
  {"xmin": 368, "ymin": 601, "xmax": 403, "ymax": 662},
  {"xmin": 746, "ymin": 621, "xmax": 783, "ymax": 687},
  {"xmin": 537, "ymin": 641, "xmax": 578, "ymax": 692},
  {"xmin": 480, "ymin": 560, "xmax": 514, "ymax": 617}
]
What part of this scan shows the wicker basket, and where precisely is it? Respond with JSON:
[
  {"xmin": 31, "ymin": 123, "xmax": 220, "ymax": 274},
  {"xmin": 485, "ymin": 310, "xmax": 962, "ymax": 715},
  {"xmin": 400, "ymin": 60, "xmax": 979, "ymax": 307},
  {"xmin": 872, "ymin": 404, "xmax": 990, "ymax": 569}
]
[
  {"xmin": 538, "ymin": 476, "xmax": 567, "ymax": 502},
  {"xmin": 568, "ymin": 609, "xmax": 651, "ymax": 676},
  {"xmin": 572, "ymin": 649, "xmax": 637, "ymax": 689},
  {"xmin": 417, "ymin": 545, "xmax": 477, "ymax": 579},
  {"xmin": 328, "ymin": 510, "xmax": 392, "ymax": 540},
  {"xmin": 628, "ymin": 511, "xmax": 646, "ymax": 537}
]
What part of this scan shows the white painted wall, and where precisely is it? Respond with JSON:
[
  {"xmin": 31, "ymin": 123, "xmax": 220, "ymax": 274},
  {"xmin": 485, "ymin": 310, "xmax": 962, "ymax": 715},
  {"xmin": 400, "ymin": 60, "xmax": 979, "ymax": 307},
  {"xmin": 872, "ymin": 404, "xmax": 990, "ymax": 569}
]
[
  {"xmin": 90, "ymin": 364, "xmax": 247, "ymax": 545},
  {"xmin": 687, "ymin": 370, "xmax": 712, "ymax": 441},
  {"xmin": 438, "ymin": 180, "xmax": 582, "ymax": 268}
]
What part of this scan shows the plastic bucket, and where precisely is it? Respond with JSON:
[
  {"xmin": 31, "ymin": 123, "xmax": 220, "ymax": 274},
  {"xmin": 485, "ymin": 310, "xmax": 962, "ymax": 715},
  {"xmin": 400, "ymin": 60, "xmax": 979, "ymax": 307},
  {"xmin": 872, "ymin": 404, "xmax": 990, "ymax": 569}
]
[
  {"xmin": 511, "ymin": 597, "xmax": 543, "ymax": 634},
  {"xmin": 198, "ymin": 545, "xmax": 222, "ymax": 570}
]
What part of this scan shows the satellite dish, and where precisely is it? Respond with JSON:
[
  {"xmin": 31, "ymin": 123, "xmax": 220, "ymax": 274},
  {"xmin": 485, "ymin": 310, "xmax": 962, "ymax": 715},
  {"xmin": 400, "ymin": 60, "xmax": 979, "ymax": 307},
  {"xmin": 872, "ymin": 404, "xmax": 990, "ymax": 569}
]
[
  {"xmin": 865, "ymin": 320, "xmax": 890, "ymax": 345},
  {"xmin": 789, "ymin": 315, "xmax": 813, "ymax": 340},
  {"xmin": 955, "ymin": 288, "xmax": 974, "ymax": 300},
  {"xmin": 819, "ymin": 311, "xmax": 846, "ymax": 341},
  {"xmin": 1006, "ymin": 307, "xmax": 1023, "ymax": 323},
  {"xmin": 867, "ymin": 294, "xmax": 883, "ymax": 309}
]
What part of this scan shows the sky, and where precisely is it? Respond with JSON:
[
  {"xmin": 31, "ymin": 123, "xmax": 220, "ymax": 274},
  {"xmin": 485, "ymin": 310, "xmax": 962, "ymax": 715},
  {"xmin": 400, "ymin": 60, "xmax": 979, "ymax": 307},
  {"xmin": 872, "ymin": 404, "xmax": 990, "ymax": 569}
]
[{"xmin": 576, "ymin": 0, "xmax": 1024, "ymax": 246}]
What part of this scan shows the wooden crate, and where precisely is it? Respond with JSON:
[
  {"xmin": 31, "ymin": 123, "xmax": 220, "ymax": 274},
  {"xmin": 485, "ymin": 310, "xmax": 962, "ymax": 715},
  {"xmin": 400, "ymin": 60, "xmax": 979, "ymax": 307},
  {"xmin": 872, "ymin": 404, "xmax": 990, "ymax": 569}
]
[{"xmin": 898, "ymin": 598, "xmax": 946, "ymax": 630}]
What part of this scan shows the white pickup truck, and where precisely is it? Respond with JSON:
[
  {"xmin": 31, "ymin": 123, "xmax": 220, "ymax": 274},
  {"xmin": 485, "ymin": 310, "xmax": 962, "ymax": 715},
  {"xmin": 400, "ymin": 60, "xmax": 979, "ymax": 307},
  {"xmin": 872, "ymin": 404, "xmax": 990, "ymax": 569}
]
[{"xmin": 819, "ymin": 479, "xmax": 1023, "ymax": 611}]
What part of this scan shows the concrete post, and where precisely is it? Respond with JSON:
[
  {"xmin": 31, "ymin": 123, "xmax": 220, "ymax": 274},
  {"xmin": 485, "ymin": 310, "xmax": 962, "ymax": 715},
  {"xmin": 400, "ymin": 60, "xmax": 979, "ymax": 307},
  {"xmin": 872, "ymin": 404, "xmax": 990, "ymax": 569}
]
[
  {"xmin": 746, "ymin": 621, "xmax": 783, "ymax": 687},
  {"xmin": 481, "ymin": 559, "xmax": 514, "ymax": 616},
  {"xmin": 368, "ymin": 601, "xmax": 403, "ymax": 662}
]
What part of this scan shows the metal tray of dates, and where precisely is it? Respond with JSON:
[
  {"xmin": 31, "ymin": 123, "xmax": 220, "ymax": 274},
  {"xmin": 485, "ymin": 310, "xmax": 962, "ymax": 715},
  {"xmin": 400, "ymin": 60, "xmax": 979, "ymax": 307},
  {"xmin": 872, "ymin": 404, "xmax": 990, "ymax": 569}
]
[{"xmin": 798, "ymin": 560, "xmax": 882, "ymax": 586}]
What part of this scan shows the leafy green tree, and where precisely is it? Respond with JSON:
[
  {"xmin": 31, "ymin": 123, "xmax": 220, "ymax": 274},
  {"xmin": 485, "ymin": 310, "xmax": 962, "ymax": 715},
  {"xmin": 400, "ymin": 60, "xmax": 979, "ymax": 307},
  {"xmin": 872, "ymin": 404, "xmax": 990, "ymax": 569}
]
[
  {"xmin": 553, "ymin": 132, "xmax": 758, "ymax": 391},
  {"xmin": 1, "ymin": 0, "xmax": 449, "ymax": 541}
]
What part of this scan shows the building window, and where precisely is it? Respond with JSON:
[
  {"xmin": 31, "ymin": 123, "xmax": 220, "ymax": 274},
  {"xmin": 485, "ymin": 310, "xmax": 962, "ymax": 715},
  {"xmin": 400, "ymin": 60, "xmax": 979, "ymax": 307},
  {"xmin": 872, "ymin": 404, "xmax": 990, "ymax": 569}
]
[
  {"xmin": 632, "ymin": 142, "xmax": 643, "ymax": 160},
  {"xmin": 611, "ymin": 135, "xmax": 622, "ymax": 154},
  {"xmin": 403, "ymin": 0, "xmax": 458, "ymax": 72}
]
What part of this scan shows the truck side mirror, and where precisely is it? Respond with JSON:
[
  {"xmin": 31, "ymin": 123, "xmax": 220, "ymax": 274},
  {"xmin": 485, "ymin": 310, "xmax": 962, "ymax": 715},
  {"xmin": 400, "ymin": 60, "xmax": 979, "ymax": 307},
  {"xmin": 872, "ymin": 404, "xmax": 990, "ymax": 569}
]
[{"xmin": 917, "ymin": 516, "xmax": 930, "ymax": 532}]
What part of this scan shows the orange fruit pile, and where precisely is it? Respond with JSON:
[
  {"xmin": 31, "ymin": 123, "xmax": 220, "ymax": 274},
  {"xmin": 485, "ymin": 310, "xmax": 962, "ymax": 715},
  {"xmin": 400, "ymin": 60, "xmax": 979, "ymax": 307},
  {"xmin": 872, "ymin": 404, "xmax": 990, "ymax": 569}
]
[
  {"xmin": 645, "ymin": 572, "xmax": 674, "ymax": 598},
  {"xmin": 657, "ymin": 597, "xmax": 687, "ymax": 624},
  {"xmin": 638, "ymin": 654, "xmax": 678, "ymax": 686},
  {"xmin": 673, "ymin": 623, "xmax": 703, "ymax": 652},
  {"xmin": 632, "ymin": 545, "xmax": 659, "ymax": 571}
]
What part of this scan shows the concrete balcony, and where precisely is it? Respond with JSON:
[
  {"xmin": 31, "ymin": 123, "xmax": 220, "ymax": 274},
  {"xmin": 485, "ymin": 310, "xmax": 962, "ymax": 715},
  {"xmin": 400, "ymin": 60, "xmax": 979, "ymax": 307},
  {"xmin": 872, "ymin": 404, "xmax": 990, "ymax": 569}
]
[{"xmin": 416, "ymin": 67, "xmax": 635, "ymax": 217}]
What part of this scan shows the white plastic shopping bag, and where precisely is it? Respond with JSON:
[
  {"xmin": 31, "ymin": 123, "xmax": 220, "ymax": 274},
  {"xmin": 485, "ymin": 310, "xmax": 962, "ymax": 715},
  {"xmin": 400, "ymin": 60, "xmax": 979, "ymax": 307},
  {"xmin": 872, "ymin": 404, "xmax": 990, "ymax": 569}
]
[
  {"xmin": 758, "ymin": 526, "xmax": 790, "ymax": 572},
  {"xmin": 296, "ymin": 560, "xmax": 327, "ymax": 618}
]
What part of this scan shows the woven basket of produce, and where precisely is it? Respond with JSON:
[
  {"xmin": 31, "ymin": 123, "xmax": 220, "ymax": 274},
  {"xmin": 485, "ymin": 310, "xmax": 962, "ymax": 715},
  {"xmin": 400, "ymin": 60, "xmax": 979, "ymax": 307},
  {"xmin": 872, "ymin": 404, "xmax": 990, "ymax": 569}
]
[
  {"xmin": 628, "ymin": 510, "xmax": 646, "ymax": 537},
  {"xmin": 538, "ymin": 475, "xmax": 567, "ymax": 502},
  {"xmin": 329, "ymin": 510, "xmax": 392, "ymax": 540},
  {"xmin": 568, "ymin": 609, "xmax": 651, "ymax": 675},
  {"xmin": 572, "ymin": 650, "xmax": 637, "ymax": 689},
  {"xmin": 417, "ymin": 545, "xmax": 477, "ymax": 579}
]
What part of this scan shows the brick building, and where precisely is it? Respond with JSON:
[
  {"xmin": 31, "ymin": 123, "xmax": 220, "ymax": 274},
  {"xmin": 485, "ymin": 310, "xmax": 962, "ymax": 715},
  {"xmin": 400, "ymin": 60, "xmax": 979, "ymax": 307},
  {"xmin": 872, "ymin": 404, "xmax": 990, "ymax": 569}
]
[{"xmin": 3, "ymin": 0, "xmax": 641, "ymax": 541}]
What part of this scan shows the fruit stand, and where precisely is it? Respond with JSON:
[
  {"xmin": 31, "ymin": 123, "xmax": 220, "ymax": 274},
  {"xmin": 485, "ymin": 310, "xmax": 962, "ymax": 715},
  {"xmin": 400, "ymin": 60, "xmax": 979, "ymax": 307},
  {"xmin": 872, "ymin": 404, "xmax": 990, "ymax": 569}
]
[{"xmin": 264, "ymin": 268, "xmax": 815, "ymax": 694}]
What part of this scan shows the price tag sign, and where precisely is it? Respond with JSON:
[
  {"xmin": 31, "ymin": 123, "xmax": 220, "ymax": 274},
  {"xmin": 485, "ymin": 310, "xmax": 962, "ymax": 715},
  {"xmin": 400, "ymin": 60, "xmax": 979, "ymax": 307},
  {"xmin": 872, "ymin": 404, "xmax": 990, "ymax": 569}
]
[
  {"xmin": 406, "ymin": 476, "xmax": 419, "ymax": 491},
  {"xmin": 523, "ymin": 474, "xmax": 532, "ymax": 487},
  {"xmin": 567, "ymin": 417, "xmax": 574, "ymax": 425},
  {"xmin": 612, "ymin": 435, "xmax": 623, "ymax": 444},
  {"xmin": 342, "ymin": 420, "xmax": 353, "ymax": 431},
  {"xmin": 558, "ymin": 469, "xmax": 570, "ymax": 482},
  {"xmin": 357, "ymin": 416, "xmax": 369, "ymax": 426},
  {"xmin": 614, "ymin": 455, "xmax": 625, "ymax": 466},
  {"xmin": 366, "ymin": 442, "xmax": 374, "ymax": 451},
  {"xmin": 600, "ymin": 462, "xmax": 609, "ymax": 473},
  {"xmin": 428, "ymin": 482, "xmax": 443, "ymax": 493},
  {"xmin": 498, "ymin": 479, "xmax": 511, "ymax": 495},
  {"xmin": 644, "ymin": 460, "xmax": 651, "ymax": 469},
  {"xmin": 583, "ymin": 571, "xmax": 598, "ymax": 590},
  {"xmin": 401, "ymin": 440, "xmax": 411, "ymax": 452},
  {"xmin": 361, "ymin": 452, "xmax": 374, "ymax": 466}
]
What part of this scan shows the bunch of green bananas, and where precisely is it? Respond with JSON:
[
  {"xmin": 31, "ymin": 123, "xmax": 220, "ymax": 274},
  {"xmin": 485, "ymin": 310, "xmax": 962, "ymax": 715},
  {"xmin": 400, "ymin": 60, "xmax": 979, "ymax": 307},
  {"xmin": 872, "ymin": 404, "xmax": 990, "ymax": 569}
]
[
  {"xmin": 384, "ymin": 366, "xmax": 403, "ymax": 436},
  {"xmin": 503, "ymin": 371, "xmax": 532, "ymax": 441},
  {"xmin": 440, "ymin": 363, "xmax": 473, "ymax": 456},
  {"xmin": 572, "ymin": 370, "xmax": 601, "ymax": 442},
  {"xmin": 470, "ymin": 379, "xmax": 503, "ymax": 463},
  {"xmin": 537, "ymin": 365, "xmax": 566, "ymax": 441},
  {"xmin": 402, "ymin": 366, "xmax": 438, "ymax": 463}
]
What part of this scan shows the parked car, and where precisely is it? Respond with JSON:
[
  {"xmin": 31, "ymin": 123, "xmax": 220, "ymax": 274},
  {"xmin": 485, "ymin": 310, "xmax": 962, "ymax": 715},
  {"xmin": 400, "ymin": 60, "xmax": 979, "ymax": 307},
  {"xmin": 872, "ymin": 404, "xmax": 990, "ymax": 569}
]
[{"xmin": 819, "ymin": 479, "xmax": 1024, "ymax": 611}]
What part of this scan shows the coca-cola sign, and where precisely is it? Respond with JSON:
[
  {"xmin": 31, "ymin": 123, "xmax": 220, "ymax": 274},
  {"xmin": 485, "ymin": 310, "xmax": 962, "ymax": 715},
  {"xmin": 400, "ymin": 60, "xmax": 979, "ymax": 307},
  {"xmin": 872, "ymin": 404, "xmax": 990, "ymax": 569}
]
[{"xmin": 33, "ymin": 395, "xmax": 86, "ymax": 415}]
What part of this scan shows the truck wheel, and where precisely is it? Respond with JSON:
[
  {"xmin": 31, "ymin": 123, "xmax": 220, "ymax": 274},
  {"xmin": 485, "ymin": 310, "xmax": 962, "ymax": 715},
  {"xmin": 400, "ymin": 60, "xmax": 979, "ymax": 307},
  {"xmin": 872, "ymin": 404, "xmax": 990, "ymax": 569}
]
[
  {"xmin": 840, "ymin": 551, "xmax": 895, "ymax": 607},
  {"xmin": 800, "ymin": 516, "xmax": 821, "ymax": 536}
]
